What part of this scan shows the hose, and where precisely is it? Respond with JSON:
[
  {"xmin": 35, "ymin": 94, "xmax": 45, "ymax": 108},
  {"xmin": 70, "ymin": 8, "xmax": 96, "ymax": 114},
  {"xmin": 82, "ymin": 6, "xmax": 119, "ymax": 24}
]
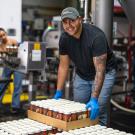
[{"xmin": 111, "ymin": 99, "xmax": 135, "ymax": 113}]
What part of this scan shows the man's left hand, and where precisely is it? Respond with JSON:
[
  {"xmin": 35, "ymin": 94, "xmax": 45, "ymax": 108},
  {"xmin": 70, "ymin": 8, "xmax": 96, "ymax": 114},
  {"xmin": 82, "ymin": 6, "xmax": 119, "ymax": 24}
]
[{"xmin": 86, "ymin": 97, "xmax": 99, "ymax": 120}]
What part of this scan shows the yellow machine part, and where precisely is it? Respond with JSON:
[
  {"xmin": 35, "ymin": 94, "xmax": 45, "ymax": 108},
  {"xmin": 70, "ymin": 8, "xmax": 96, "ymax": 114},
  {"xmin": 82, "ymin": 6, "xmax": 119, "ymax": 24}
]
[
  {"xmin": 2, "ymin": 93, "xmax": 29, "ymax": 104},
  {"xmin": 2, "ymin": 74, "xmax": 28, "ymax": 104},
  {"xmin": 2, "ymin": 74, "xmax": 48, "ymax": 104}
]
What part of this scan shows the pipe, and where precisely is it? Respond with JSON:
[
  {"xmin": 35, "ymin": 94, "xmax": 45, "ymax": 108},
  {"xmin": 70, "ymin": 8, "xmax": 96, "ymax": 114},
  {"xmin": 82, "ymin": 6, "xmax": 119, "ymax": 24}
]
[
  {"xmin": 118, "ymin": 0, "xmax": 135, "ymax": 30},
  {"xmin": 79, "ymin": 0, "xmax": 90, "ymax": 23},
  {"xmin": 111, "ymin": 99, "xmax": 135, "ymax": 113},
  {"xmin": 80, "ymin": 0, "xmax": 84, "ymax": 9},
  {"xmin": 94, "ymin": 0, "xmax": 114, "ymax": 46},
  {"xmin": 127, "ymin": 24, "xmax": 133, "ymax": 82},
  {"xmin": 83, "ymin": 0, "xmax": 90, "ymax": 23}
]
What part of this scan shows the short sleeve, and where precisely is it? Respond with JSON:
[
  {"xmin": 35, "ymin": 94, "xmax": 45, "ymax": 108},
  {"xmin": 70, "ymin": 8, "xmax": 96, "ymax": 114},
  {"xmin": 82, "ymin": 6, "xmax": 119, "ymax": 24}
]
[
  {"xmin": 92, "ymin": 33, "xmax": 108, "ymax": 57},
  {"xmin": 59, "ymin": 34, "xmax": 68, "ymax": 55}
]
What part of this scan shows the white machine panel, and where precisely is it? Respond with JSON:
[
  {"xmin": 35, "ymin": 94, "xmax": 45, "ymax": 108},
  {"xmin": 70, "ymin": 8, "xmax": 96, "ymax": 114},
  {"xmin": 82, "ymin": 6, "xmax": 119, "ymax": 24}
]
[
  {"xmin": 0, "ymin": 0, "xmax": 22, "ymax": 42},
  {"xmin": 17, "ymin": 41, "xmax": 46, "ymax": 73}
]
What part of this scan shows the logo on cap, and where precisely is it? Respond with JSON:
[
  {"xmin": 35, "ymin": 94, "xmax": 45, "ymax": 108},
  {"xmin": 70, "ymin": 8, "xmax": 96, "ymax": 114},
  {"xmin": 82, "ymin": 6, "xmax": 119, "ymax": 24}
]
[{"xmin": 62, "ymin": 11, "xmax": 73, "ymax": 15}]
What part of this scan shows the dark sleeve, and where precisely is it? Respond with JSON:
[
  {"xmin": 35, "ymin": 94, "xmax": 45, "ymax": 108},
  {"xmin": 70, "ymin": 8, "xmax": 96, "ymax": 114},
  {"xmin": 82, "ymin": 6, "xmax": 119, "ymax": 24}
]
[
  {"xmin": 92, "ymin": 33, "xmax": 108, "ymax": 57},
  {"xmin": 59, "ymin": 34, "xmax": 68, "ymax": 55}
]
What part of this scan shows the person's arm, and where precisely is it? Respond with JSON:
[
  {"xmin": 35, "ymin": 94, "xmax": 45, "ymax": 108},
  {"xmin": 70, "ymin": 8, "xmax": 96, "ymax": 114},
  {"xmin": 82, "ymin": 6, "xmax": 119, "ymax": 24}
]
[
  {"xmin": 53, "ymin": 54, "xmax": 70, "ymax": 99},
  {"xmin": 86, "ymin": 32, "xmax": 107, "ymax": 120},
  {"xmin": 92, "ymin": 53, "xmax": 107, "ymax": 98},
  {"xmin": 86, "ymin": 53, "xmax": 107, "ymax": 120},
  {"xmin": 57, "ymin": 54, "xmax": 70, "ymax": 90}
]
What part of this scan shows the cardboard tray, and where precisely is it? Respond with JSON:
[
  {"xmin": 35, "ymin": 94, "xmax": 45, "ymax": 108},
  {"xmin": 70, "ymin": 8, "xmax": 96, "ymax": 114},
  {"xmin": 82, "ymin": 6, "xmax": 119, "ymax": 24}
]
[{"xmin": 28, "ymin": 110, "xmax": 98, "ymax": 131}]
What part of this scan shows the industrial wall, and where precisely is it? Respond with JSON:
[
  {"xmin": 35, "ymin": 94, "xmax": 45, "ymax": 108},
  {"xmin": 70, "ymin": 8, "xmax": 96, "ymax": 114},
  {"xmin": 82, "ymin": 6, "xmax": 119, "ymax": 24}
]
[{"xmin": 0, "ymin": 0, "xmax": 22, "ymax": 42}]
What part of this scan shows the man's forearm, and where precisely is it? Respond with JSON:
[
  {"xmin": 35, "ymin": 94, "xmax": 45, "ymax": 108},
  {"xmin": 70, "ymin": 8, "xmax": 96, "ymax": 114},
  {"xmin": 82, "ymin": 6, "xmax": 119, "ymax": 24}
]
[
  {"xmin": 92, "ymin": 54, "xmax": 107, "ymax": 98},
  {"xmin": 57, "ymin": 65, "xmax": 69, "ymax": 90},
  {"xmin": 92, "ymin": 70, "xmax": 105, "ymax": 98},
  {"xmin": 56, "ymin": 55, "xmax": 70, "ymax": 91}
]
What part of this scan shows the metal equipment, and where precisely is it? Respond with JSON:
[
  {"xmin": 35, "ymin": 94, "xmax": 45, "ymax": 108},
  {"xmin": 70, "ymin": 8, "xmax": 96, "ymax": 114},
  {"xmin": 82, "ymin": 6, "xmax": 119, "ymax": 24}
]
[
  {"xmin": 93, "ymin": 0, "xmax": 114, "ymax": 46},
  {"xmin": 17, "ymin": 41, "xmax": 46, "ymax": 101},
  {"xmin": 42, "ymin": 16, "xmax": 62, "ymax": 49},
  {"xmin": 119, "ymin": 0, "xmax": 135, "ymax": 30},
  {"xmin": 0, "ymin": 41, "xmax": 46, "ymax": 102},
  {"xmin": 79, "ymin": 0, "xmax": 91, "ymax": 23},
  {"xmin": 17, "ymin": 41, "xmax": 46, "ymax": 73},
  {"xmin": 42, "ymin": 18, "xmax": 61, "ymax": 98}
]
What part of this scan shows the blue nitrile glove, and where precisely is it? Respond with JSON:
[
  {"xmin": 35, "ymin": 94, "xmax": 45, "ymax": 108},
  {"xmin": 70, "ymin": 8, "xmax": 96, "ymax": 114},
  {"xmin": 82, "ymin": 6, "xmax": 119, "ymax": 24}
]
[
  {"xmin": 86, "ymin": 97, "xmax": 99, "ymax": 120},
  {"xmin": 53, "ymin": 90, "xmax": 62, "ymax": 100}
]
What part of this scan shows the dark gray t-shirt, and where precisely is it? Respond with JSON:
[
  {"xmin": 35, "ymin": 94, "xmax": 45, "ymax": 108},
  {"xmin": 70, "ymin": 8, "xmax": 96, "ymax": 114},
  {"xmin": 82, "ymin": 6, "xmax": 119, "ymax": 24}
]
[{"xmin": 59, "ymin": 23, "xmax": 116, "ymax": 80}]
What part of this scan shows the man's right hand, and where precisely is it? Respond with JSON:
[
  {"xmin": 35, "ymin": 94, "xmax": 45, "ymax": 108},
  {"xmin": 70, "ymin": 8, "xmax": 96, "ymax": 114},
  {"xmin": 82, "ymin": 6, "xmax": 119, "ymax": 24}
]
[{"xmin": 53, "ymin": 90, "xmax": 62, "ymax": 100}]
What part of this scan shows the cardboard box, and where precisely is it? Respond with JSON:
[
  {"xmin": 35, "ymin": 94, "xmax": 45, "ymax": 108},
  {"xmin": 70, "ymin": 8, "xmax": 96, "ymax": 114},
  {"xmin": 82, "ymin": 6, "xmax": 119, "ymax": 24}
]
[{"xmin": 28, "ymin": 110, "xmax": 98, "ymax": 131}]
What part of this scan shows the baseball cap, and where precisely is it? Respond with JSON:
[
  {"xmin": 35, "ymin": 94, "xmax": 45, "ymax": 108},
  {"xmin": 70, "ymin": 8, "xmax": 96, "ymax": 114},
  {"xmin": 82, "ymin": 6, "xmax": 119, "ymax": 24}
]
[{"xmin": 61, "ymin": 7, "xmax": 80, "ymax": 20}]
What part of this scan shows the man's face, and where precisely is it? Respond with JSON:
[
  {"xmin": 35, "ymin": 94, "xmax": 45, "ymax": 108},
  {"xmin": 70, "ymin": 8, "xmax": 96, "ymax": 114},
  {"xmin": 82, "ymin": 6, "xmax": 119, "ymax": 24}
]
[{"xmin": 62, "ymin": 17, "xmax": 82, "ymax": 37}]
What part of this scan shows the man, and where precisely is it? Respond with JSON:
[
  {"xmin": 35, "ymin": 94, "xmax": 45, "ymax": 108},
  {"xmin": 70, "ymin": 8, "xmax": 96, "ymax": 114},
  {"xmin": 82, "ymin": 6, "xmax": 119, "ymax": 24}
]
[
  {"xmin": 0, "ymin": 27, "xmax": 24, "ymax": 114},
  {"xmin": 53, "ymin": 7, "xmax": 116, "ymax": 126}
]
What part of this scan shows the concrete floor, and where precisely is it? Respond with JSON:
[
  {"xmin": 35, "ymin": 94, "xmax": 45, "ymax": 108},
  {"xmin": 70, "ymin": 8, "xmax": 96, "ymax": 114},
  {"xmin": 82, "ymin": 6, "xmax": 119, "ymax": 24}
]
[{"xmin": 0, "ymin": 102, "xmax": 27, "ymax": 122}]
